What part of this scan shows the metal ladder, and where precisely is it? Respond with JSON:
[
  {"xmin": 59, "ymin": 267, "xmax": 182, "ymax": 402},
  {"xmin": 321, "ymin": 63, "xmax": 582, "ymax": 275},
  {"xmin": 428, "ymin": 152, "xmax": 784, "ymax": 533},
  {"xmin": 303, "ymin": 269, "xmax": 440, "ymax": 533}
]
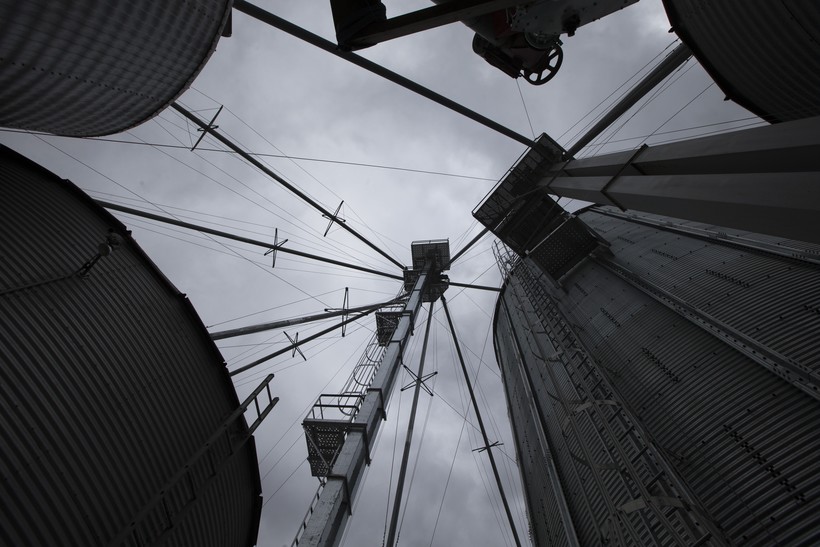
[{"xmin": 114, "ymin": 374, "xmax": 278, "ymax": 546}]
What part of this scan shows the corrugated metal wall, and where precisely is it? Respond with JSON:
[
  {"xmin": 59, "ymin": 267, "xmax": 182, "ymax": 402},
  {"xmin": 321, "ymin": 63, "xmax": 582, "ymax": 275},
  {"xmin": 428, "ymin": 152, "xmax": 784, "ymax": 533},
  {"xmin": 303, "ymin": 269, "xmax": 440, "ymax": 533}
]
[
  {"xmin": 0, "ymin": 145, "xmax": 261, "ymax": 546},
  {"xmin": 663, "ymin": 0, "xmax": 820, "ymax": 122},
  {"xmin": 494, "ymin": 206, "xmax": 820, "ymax": 545},
  {"xmin": 0, "ymin": 0, "xmax": 231, "ymax": 136},
  {"xmin": 493, "ymin": 294, "xmax": 575, "ymax": 547}
]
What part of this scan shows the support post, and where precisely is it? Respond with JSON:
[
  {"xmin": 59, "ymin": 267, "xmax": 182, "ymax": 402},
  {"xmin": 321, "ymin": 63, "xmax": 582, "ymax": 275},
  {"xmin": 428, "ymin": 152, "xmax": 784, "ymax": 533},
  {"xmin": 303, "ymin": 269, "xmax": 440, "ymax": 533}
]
[
  {"xmin": 95, "ymin": 200, "xmax": 404, "ymax": 280},
  {"xmin": 441, "ymin": 296, "xmax": 522, "ymax": 547},
  {"xmin": 299, "ymin": 265, "xmax": 432, "ymax": 547},
  {"xmin": 385, "ymin": 302, "xmax": 435, "ymax": 547}
]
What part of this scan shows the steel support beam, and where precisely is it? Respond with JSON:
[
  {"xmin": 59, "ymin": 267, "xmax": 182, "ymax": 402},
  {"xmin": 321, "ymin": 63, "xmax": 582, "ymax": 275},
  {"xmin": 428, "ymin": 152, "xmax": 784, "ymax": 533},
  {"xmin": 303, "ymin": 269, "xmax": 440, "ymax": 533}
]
[
  {"xmin": 340, "ymin": 0, "xmax": 523, "ymax": 49},
  {"xmin": 172, "ymin": 103, "xmax": 405, "ymax": 270},
  {"xmin": 210, "ymin": 297, "xmax": 404, "ymax": 340},
  {"xmin": 544, "ymin": 115, "xmax": 820, "ymax": 244},
  {"xmin": 441, "ymin": 296, "xmax": 522, "ymax": 547},
  {"xmin": 448, "ymin": 281, "xmax": 501, "ymax": 292},
  {"xmin": 229, "ymin": 312, "xmax": 373, "ymax": 376},
  {"xmin": 96, "ymin": 200, "xmax": 403, "ymax": 280},
  {"xmin": 566, "ymin": 43, "xmax": 692, "ymax": 158},
  {"xmin": 385, "ymin": 302, "xmax": 435, "ymax": 547},
  {"xmin": 300, "ymin": 267, "xmax": 431, "ymax": 547},
  {"xmin": 232, "ymin": 1, "xmax": 536, "ymax": 148}
]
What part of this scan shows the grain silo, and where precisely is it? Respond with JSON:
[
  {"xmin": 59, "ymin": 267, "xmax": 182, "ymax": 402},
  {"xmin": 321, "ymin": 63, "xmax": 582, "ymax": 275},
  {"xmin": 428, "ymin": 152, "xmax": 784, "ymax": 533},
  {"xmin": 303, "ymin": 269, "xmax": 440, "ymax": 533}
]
[
  {"xmin": 0, "ymin": 144, "xmax": 273, "ymax": 546},
  {"xmin": 0, "ymin": 0, "xmax": 232, "ymax": 136},
  {"xmin": 490, "ymin": 203, "xmax": 820, "ymax": 545},
  {"xmin": 662, "ymin": 0, "xmax": 820, "ymax": 122}
]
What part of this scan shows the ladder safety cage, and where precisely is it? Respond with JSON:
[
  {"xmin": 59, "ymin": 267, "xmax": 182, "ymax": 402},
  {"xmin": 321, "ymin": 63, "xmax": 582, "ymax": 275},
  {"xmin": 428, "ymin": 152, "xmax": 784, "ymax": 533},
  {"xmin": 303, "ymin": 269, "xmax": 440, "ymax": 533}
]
[
  {"xmin": 302, "ymin": 291, "xmax": 405, "ymax": 478},
  {"xmin": 375, "ymin": 306, "xmax": 403, "ymax": 346}
]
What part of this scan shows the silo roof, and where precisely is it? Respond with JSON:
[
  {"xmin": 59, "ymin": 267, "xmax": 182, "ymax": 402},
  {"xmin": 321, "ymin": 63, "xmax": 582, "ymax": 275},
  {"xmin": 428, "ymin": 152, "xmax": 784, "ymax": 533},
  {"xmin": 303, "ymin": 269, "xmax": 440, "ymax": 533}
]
[{"xmin": 664, "ymin": 0, "xmax": 820, "ymax": 122}]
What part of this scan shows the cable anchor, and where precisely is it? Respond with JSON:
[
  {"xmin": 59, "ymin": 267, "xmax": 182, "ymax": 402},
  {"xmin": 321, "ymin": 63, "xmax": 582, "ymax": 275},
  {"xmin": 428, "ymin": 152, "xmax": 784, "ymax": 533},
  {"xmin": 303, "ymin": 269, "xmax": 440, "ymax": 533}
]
[{"xmin": 78, "ymin": 230, "xmax": 123, "ymax": 277}]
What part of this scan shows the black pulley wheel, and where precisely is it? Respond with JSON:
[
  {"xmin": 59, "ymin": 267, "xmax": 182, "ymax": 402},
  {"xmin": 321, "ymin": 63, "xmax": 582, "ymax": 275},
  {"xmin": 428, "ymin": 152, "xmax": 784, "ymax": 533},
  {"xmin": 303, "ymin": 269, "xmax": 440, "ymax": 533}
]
[{"xmin": 523, "ymin": 44, "xmax": 563, "ymax": 85}]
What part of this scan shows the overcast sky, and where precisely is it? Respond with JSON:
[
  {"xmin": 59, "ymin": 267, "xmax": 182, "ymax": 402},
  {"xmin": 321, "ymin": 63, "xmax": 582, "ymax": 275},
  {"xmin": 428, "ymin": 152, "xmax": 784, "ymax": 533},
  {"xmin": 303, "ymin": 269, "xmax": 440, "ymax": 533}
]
[{"xmin": 0, "ymin": 1, "xmax": 760, "ymax": 545}]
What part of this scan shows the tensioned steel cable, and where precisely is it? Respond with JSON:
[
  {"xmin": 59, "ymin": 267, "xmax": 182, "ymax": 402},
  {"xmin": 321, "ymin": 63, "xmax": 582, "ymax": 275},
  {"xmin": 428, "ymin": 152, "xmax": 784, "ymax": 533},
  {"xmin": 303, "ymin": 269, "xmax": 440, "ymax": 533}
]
[
  {"xmin": 386, "ymin": 303, "xmax": 436, "ymax": 547},
  {"xmin": 29, "ymin": 135, "xmax": 341, "ymax": 310},
  {"xmin": 172, "ymin": 103, "xmax": 406, "ymax": 269},
  {"xmin": 165, "ymin": 106, "xmax": 408, "ymax": 267},
  {"xmin": 515, "ymin": 79, "xmax": 536, "ymax": 139},
  {"xmin": 448, "ymin": 226, "xmax": 490, "ymax": 267},
  {"xmin": 125, "ymin": 122, "xmax": 385, "ymax": 273},
  {"xmin": 181, "ymin": 91, "xmax": 410, "ymax": 258},
  {"xmin": 0, "ymin": 128, "xmax": 497, "ymax": 182},
  {"xmin": 441, "ymin": 295, "xmax": 522, "ymax": 547},
  {"xmin": 579, "ymin": 48, "xmax": 693, "ymax": 158},
  {"xmin": 228, "ymin": 309, "xmax": 378, "ymax": 376},
  {"xmin": 560, "ymin": 40, "xmax": 679, "ymax": 142}
]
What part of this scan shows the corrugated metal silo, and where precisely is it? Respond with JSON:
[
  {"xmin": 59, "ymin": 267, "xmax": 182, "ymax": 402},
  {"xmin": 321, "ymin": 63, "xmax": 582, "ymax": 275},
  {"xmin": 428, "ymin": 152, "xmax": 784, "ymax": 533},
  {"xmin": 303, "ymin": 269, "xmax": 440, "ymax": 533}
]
[
  {"xmin": 663, "ymin": 0, "xmax": 820, "ymax": 122},
  {"xmin": 0, "ymin": 144, "xmax": 268, "ymax": 546},
  {"xmin": 0, "ymin": 0, "xmax": 231, "ymax": 136},
  {"xmin": 493, "ymin": 205, "xmax": 820, "ymax": 545}
]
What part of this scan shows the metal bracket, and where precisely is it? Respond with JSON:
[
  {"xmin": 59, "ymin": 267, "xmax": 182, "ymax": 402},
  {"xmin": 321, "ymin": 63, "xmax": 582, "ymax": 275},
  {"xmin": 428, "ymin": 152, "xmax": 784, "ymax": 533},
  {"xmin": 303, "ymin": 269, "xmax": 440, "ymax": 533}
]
[
  {"xmin": 263, "ymin": 228, "xmax": 288, "ymax": 268},
  {"xmin": 322, "ymin": 200, "xmax": 346, "ymax": 237},
  {"xmin": 77, "ymin": 232, "xmax": 121, "ymax": 278},
  {"xmin": 327, "ymin": 471, "xmax": 354, "ymax": 516},
  {"xmin": 324, "ymin": 287, "xmax": 350, "ymax": 336},
  {"xmin": 304, "ymin": 429, "xmax": 337, "ymax": 476},
  {"xmin": 400, "ymin": 365, "xmax": 437, "ymax": 395},
  {"xmin": 190, "ymin": 105, "xmax": 223, "ymax": 151},
  {"xmin": 367, "ymin": 386, "xmax": 387, "ymax": 420},
  {"xmin": 472, "ymin": 440, "xmax": 503, "ymax": 453},
  {"xmin": 347, "ymin": 422, "xmax": 372, "ymax": 465},
  {"xmin": 619, "ymin": 496, "xmax": 687, "ymax": 514},
  {"xmin": 600, "ymin": 143, "xmax": 648, "ymax": 211},
  {"xmin": 284, "ymin": 331, "xmax": 306, "ymax": 361},
  {"xmin": 333, "ymin": 0, "xmax": 524, "ymax": 50},
  {"xmin": 77, "ymin": 253, "xmax": 103, "ymax": 278}
]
